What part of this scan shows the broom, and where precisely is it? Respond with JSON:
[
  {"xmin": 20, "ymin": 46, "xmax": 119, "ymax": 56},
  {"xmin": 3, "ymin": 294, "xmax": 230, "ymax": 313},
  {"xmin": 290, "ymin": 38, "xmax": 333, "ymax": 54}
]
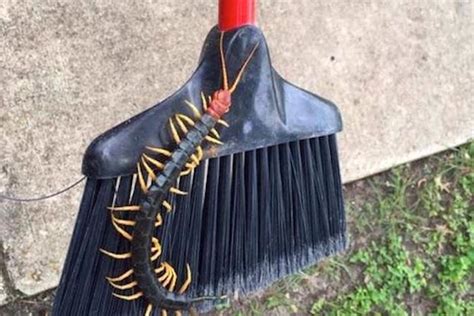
[{"xmin": 53, "ymin": 0, "xmax": 346, "ymax": 314}]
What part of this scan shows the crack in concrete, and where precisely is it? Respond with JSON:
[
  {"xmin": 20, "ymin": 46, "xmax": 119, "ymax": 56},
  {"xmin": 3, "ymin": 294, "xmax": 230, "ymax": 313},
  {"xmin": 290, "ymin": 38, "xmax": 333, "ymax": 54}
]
[{"xmin": 0, "ymin": 240, "xmax": 27, "ymax": 305}]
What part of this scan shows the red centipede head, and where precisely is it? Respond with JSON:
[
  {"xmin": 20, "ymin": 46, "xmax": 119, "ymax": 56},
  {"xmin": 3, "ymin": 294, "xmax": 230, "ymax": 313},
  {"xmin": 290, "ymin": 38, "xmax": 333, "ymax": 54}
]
[{"xmin": 207, "ymin": 89, "xmax": 231, "ymax": 119}]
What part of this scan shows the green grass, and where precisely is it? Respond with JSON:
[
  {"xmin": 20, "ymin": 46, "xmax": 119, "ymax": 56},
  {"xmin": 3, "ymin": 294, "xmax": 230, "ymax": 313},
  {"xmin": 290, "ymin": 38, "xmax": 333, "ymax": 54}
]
[{"xmin": 223, "ymin": 142, "xmax": 473, "ymax": 316}]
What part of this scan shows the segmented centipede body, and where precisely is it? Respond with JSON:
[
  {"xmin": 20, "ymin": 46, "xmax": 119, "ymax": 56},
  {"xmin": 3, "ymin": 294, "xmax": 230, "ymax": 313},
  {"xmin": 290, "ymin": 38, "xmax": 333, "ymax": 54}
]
[
  {"xmin": 100, "ymin": 32, "xmax": 259, "ymax": 315},
  {"xmin": 132, "ymin": 111, "xmax": 223, "ymax": 311}
]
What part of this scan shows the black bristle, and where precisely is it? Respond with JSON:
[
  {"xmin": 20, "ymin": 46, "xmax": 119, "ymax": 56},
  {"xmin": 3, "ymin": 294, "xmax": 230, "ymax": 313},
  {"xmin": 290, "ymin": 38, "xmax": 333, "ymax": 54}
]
[{"xmin": 53, "ymin": 136, "xmax": 345, "ymax": 315}]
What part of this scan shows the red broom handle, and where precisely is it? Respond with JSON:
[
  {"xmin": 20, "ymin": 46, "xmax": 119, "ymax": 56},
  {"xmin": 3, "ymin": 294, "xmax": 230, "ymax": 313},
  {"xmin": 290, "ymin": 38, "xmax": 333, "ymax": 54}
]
[{"xmin": 219, "ymin": 0, "xmax": 256, "ymax": 31}]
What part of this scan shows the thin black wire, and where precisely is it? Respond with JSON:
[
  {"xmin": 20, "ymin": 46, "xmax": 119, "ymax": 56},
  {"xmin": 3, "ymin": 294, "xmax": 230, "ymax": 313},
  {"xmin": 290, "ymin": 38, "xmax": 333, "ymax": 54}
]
[{"xmin": 0, "ymin": 176, "xmax": 86, "ymax": 202}]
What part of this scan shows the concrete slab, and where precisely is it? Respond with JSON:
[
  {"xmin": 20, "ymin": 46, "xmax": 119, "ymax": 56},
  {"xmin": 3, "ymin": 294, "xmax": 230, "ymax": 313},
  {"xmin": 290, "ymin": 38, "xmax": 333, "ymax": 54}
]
[
  {"xmin": 0, "ymin": 0, "xmax": 472, "ymax": 300},
  {"xmin": 0, "ymin": 273, "xmax": 6, "ymax": 305}
]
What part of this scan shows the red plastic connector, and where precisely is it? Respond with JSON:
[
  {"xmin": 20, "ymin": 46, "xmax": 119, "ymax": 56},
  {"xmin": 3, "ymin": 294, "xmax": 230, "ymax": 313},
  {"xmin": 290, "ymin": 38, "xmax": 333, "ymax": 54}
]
[{"xmin": 218, "ymin": 0, "xmax": 256, "ymax": 31}]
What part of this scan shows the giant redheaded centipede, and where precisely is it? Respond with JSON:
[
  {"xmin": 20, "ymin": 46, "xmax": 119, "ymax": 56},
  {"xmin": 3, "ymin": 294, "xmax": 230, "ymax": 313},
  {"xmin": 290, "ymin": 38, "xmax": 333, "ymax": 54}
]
[{"xmin": 100, "ymin": 32, "xmax": 259, "ymax": 315}]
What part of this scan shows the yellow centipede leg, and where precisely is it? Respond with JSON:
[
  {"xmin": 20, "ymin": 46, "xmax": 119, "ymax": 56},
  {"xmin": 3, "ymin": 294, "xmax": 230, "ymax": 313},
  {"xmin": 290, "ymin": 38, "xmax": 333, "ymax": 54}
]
[
  {"xmin": 150, "ymin": 250, "xmax": 161, "ymax": 262},
  {"xmin": 111, "ymin": 214, "xmax": 136, "ymax": 226},
  {"xmin": 184, "ymin": 100, "xmax": 202, "ymax": 118},
  {"xmin": 162, "ymin": 200, "xmax": 172, "ymax": 212},
  {"xmin": 196, "ymin": 146, "xmax": 203, "ymax": 160},
  {"xmin": 158, "ymin": 264, "xmax": 171, "ymax": 283},
  {"xmin": 106, "ymin": 269, "xmax": 134, "ymax": 283},
  {"xmin": 143, "ymin": 154, "xmax": 164, "ymax": 170},
  {"xmin": 180, "ymin": 160, "xmax": 199, "ymax": 177},
  {"xmin": 112, "ymin": 292, "xmax": 143, "ymax": 301},
  {"xmin": 201, "ymin": 92, "xmax": 208, "ymax": 111},
  {"xmin": 205, "ymin": 135, "xmax": 224, "ymax": 145},
  {"xmin": 111, "ymin": 219, "xmax": 133, "ymax": 241},
  {"xmin": 141, "ymin": 157, "xmax": 156, "ymax": 180},
  {"xmin": 155, "ymin": 213, "xmax": 163, "ymax": 227},
  {"xmin": 169, "ymin": 118, "xmax": 181, "ymax": 144},
  {"xmin": 151, "ymin": 238, "xmax": 162, "ymax": 261},
  {"xmin": 177, "ymin": 114, "xmax": 195, "ymax": 127},
  {"xmin": 145, "ymin": 304, "xmax": 153, "ymax": 316},
  {"xmin": 210, "ymin": 128, "xmax": 220, "ymax": 139},
  {"xmin": 108, "ymin": 280, "xmax": 137, "ymax": 290},
  {"xmin": 175, "ymin": 114, "xmax": 189, "ymax": 134},
  {"xmin": 180, "ymin": 168, "xmax": 192, "ymax": 177},
  {"xmin": 161, "ymin": 267, "xmax": 174, "ymax": 288},
  {"xmin": 178, "ymin": 264, "xmax": 192, "ymax": 294},
  {"xmin": 136, "ymin": 162, "xmax": 148, "ymax": 193},
  {"xmin": 100, "ymin": 249, "xmax": 132, "ymax": 260},
  {"xmin": 218, "ymin": 119, "xmax": 230, "ymax": 127},
  {"xmin": 155, "ymin": 263, "xmax": 166, "ymax": 274},
  {"xmin": 161, "ymin": 310, "xmax": 168, "ymax": 316},
  {"xmin": 176, "ymin": 311, "xmax": 183, "ymax": 316},
  {"xmin": 107, "ymin": 205, "xmax": 141, "ymax": 212},
  {"xmin": 168, "ymin": 265, "xmax": 177, "ymax": 292},
  {"xmin": 146, "ymin": 146, "xmax": 172, "ymax": 157},
  {"xmin": 170, "ymin": 187, "xmax": 188, "ymax": 195}
]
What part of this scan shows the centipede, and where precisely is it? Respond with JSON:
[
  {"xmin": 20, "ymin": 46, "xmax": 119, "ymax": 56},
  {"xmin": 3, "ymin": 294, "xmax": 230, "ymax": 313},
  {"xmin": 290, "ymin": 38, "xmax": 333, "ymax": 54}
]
[{"xmin": 99, "ymin": 32, "xmax": 259, "ymax": 315}]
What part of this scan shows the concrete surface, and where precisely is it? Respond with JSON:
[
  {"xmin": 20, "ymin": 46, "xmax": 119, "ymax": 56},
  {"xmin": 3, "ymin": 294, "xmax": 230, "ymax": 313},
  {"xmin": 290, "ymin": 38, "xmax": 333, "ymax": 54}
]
[
  {"xmin": 0, "ymin": 274, "xmax": 6, "ymax": 305},
  {"xmin": 0, "ymin": 0, "xmax": 472, "ymax": 303}
]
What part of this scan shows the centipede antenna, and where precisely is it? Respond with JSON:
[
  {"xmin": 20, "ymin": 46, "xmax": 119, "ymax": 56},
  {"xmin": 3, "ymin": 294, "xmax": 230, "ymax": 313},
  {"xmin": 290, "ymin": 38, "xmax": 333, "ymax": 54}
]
[
  {"xmin": 229, "ymin": 42, "xmax": 260, "ymax": 94},
  {"xmin": 219, "ymin": 32, "xmax": 229, "ymax": 91}
]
